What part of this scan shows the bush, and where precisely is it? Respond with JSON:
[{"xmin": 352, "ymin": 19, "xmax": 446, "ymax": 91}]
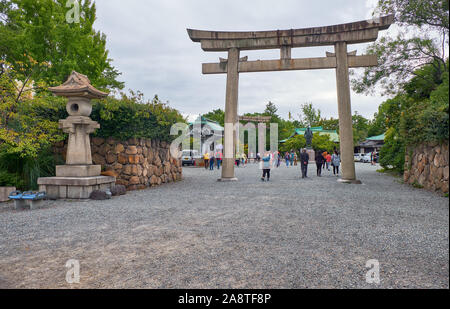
[
  {"xmin": 0, "ymin": 170, "xmax": 24, "ymax": 188},
  {"xmin": 379, "ymin": 127, "xmax": 405, "ymax": 174},
  {"xmin": 376, "ymin": 62, "xmax": 448, "ymax": 173},
  {"xmin": 91, "ymin": 92, "xmax": 185, "ymax": 142},
  {"xmin": 279, "ymin": 135, "xmax": 306, "ymax": 153},
  {"xmin": 0, "ymin": 146, "xmax": 64, "ymax": 190}
]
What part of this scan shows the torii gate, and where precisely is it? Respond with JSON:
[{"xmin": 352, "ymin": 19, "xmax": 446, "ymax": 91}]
[{"xmin": 187, "ymin": 15, "xmax": 394, "ymax": 183}]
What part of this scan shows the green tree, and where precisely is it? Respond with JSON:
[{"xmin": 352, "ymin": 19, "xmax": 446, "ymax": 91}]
[
  {"xmin": 203, "ymin": 108, "xmax": 225, "ymax": 126},
  {"xmin": 352, "ymin": 112, "xmax": 370, "ymax": 144},
  {"xmin": 0, "ymin": 0, "xmax": 123, "ymax": 91},
  {"xmin": 311, "ymin": 133, "xmax": 337, "ymax": 153},
  {"xmin": 280, "ymin": 135, "xmax": 306, "ymax": 153},
  {"xmin": 352, "ymin": 0, "xmax": 449, "ymax": 95},
  {"xmin": 298, "ymin": 102, "xmax": 321, "ymax": 127},
  {"xmin": 318, "ymin": 117, "xmax": 340, "ymax": 132},
  {"xmin": 375, "ymin": 61, "xmax": 448, "ymax": 173},
  {"xmin": 264, "ymin": 101, "xmax": 278, "ymax": 117}
]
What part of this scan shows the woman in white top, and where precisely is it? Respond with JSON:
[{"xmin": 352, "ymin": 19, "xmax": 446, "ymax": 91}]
[{"xmin": 331, "ymin": 151, "xmax": 341, "ymax": 176}]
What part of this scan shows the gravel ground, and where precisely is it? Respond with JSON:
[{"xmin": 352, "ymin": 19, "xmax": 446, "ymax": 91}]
[{"xmin": 0, "ymin": 163, "xmax": 448, "ymax": 289}]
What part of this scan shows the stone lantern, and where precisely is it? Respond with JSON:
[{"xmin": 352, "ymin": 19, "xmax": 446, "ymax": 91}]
[{"xmin": 38, "ymin": 71, "xmax": 115, "ymax": 199}]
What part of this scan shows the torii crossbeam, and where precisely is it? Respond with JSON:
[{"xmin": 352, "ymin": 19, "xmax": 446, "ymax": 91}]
[{"xmin": 187, "ymin": 15, "xmax": 394, "ymax": 183}]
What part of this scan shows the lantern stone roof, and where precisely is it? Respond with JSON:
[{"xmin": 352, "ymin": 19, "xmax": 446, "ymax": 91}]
[{"xmin": 48, "ymin": 71, "xmax": 108, "ymax": 99}]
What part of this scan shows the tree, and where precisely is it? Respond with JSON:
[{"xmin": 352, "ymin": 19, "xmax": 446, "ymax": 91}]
[
  {"xmin": 279, "ymin": 135, "xmax": 305, "ymax": 153},
  {"xmin": 318, "ymin": 117, "xmax": 340, "ymax": 132},
  {"xmin": 352, "ymin": 0, "xmax": 449, "ymax": 95},
  {"xmin": 264, "ymin": 101, "xmax": 278, "ymax": 117},
  {"xmin": 311, "ymin": 133, "xmax": 337, "ymax": 153},
  {"xmin": 0, "ymin": 0, "xmax": 123, "ymax": 91},
  {"xmin": 352, "ymin": 112, "xmax": 370, "ymax": 143},
  {"xmin": 374, "ymin": 60, "xmax": 448, "ymax": 173},
  {"xmin": 0, "ymin": 60, "xmax": 66, "ymax": 158},
  {"xmin": 203, "ymin": 109, "xmax": 225, "ymax": 126},
  {"xmin": 298, "ymin": 102, "xmax": 321, "ymax": 127}
]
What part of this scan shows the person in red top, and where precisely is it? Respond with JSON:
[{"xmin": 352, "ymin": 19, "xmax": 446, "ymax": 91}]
[
  {"xmin": 322, "ymin": 151, "xmax": 328, "ymax": 170},
  {"xmin": 215, "ymin": 151, "xmax": 223, "ymax": 169},
  {"xmin": 326, "ymin": 153, "xmax": 332, "ymax": 171}
]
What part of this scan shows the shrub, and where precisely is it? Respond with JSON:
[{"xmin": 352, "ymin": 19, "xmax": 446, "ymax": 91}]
[
  {"xmin": 379, "ymin": 127, "xmax": 405, "ymax": 174},
  {"xmin": 91, "ymin": 92, "xmax": 185, "ymax": 142},
  {"xmin": 0, "ymin": 145, "xmax": 64, "ymax": 190},
  {"xmin": 0, "ymin": 170, "xmax": 24, "ymax": 188}
]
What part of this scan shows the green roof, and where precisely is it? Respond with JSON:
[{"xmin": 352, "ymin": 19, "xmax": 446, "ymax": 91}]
[
  {"xmin": 294, "ymin": 126, "xmax": 324, "ymax": 133},
  {"xmin": 367, "ymin": 133, "xmax": 385, "ymax": 141},
  {"xmin": 189, "ymin": 115, "xmax": 224, "ymax": 131}
]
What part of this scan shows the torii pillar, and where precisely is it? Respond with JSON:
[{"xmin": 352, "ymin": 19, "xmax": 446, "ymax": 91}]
[
  {"xmin": 335, "ymin": 42, "xmax": 358, "ymax": 183},
  {"xmin": 222, "ymin": 48, "xmax": 240, "ymax": 181}
]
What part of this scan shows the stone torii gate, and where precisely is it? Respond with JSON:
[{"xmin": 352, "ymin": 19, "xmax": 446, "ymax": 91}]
[{"xmin": 187, "ymin": 15, "xmax": 394, "ymax": 183}]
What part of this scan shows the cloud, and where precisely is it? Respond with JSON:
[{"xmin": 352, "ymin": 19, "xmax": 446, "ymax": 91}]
[{"xmin": 94, "ymin": 0, "xmax": 385, "ymax": 120}]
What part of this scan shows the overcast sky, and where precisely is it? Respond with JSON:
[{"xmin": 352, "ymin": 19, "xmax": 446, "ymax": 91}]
[{"xmin": 94, "ymin": 0, "xmax": 388, "ymax": 121}]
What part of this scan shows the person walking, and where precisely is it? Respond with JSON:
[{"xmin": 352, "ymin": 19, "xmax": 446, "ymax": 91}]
[
  {"xmin": 300, "ymin": 149, "xmax": 309, "ymax": 179},
  {"xmin": 285, "ymin": 152, "xmax": 290, "ymax": 167},
  {"xmin": 322, "ymin": 151, "xmax": 328, "ymax": 170},
  {"xmin": 235, "ymin": 155, "xmax": 241, "ymax": 167},
  {"xmin": 261, "ymin": 152, "xmax": 272, "ymax": 182},
  {"xmin": 294, "ymin": 152, "xmax": 298, "ymax": 166},
  {"xmin": 326, "ymin": 152, "xmax": 332, "ymax": 171},
  {"xmin": 203, "ymin": 152, "xmax": 210, "ymax": 170},
  {"xmin": 331, "ymin": 151, "xmax": 341, "ymax": 176},
  {"xmin": 290, "ymin": 150, "xmax": 295, "ymax": 167},
  {"xmin": 315, "ymin": 150, "xmax": 324, "ymax": 177},
  {"xmin": 209, "ymin": 152, "xmax": 215, "ymax": 170},
  {"xmin": 216, "ymin": 151, "xmax": 223, "ymax": 169}
]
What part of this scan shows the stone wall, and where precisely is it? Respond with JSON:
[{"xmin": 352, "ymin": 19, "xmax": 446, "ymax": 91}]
[
  {"xmin": 0, "ymin": 187, "xmax": 16, "ymax": 202},
  {"xmin": 54, "ymin": 137, "xmax": 182, "ymax": 191},
  {"xmin": 404, "ymin": 142, "xmax": 449, "ymax": 194}
]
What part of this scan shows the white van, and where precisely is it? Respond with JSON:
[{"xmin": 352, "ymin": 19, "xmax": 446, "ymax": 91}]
[
  {"xmin": 181, "ymin": 150, "xmax": 200, "ymax": 166},
  {"xmin": 354, "ymin": 153, "xmax": 364, "ymax": 162}
]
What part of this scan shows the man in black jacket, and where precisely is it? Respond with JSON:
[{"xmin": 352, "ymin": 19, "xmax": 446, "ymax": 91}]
[
  {"xmin": 300, "ymin": 149, "xmax": 309, "ymax": 179},
  {"xmin": 315, "ymin": 150, "xmax": 325, "ymax": 177}
]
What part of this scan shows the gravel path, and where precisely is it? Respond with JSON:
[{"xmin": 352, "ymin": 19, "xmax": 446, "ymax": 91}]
[{"xmin": 0, "ymin": 163, "xmax": 448, "ymax": 289}]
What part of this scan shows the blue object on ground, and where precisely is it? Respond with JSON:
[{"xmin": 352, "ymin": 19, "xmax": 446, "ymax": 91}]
[
  {"xmin": 21, "ymin": 191, "xmax": 46, "ymax": 201},
  {"xmin": 8, "ymin": 191, "xmax": 23, "ymax": 200}
]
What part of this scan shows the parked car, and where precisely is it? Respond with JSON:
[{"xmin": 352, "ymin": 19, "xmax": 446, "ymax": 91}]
[
  {"xmin": 181, "ymin": 150, "xmax": 200, "ymax": 166},
  {"xmin": 354, "ymin": 153, "xmax": 364, "ymax": 162},
  {"xmin": 361, "ymin": 153, "xmax": 372, "ymax": 163}
]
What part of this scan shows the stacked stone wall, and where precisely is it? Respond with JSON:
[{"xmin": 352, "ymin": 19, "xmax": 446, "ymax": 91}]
[
  {"xmin": 404, "ymin": 142, "xmax": 449, "ymax": 194},
  {"xmin": 54, "ymin": 137, "xmax": 182, "ymax": 191}
]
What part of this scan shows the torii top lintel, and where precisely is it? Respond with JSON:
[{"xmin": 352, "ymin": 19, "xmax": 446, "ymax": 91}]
[{"xmin": 187, "ymin": 15, "xmax": 394, "ymax": 51}]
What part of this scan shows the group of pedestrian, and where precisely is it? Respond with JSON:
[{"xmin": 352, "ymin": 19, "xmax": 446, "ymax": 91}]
[
  {"xmin": 313, "ymin": 150, "xmax": 341, "ymax": 177},
  {"xmin": 203, "ymin": 151, "xmax": 223, "ymax": 171},
  {"xmin": 203, "ymin": 148, "xmax": 342, "ymax": 181},
  {"xmin": 299, "ymin": 149, "xmax": 342, "ymax": 179},
  {"xmin": 260, "ymin": 148, "xmax": 342, "ymax": 181},
  {"xmin": 235, "ymin": 153, "xmax": 247, "ymax": 167},
  {"xmin": 284, "ymin": 150, "xmax": 297, "ymax": 167}
]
